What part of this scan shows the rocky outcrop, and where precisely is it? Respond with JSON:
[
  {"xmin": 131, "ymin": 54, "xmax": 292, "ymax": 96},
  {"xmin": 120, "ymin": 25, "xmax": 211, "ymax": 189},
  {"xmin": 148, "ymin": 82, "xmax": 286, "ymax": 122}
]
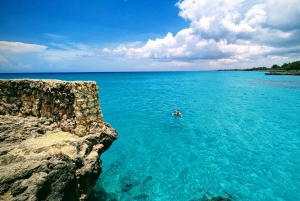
[
  {"xmin": 0, "ymin": 79, "xmax": 105, "ymax": 136},
  {"xmin": 0, "ymin": 79, "xmax": 117, "ymax": 201},
  {"xmin": 265, "ymin": 71, "xmax": 300, "ymax": 75}
]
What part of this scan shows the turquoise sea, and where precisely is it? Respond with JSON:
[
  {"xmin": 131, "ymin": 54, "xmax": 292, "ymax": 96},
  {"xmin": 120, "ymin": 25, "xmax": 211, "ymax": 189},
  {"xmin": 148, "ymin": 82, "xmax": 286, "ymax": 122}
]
[{"xmin": 1, "ymin": 71, "xmax": 300, "ymax": 200}]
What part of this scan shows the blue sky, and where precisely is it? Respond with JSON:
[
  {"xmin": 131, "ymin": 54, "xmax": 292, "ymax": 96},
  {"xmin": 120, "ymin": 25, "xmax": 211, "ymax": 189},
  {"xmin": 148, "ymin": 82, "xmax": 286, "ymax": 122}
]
[{"xmin": 0, "ymin": 0, "xmax": 300, "ymax": 72}]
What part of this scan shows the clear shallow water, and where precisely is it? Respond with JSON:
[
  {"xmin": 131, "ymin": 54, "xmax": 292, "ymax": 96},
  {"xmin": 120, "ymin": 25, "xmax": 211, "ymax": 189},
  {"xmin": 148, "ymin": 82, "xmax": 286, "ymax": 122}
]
[{"xmin": 1, "ymin": 72, "xmax": 300, "ymax": 200}]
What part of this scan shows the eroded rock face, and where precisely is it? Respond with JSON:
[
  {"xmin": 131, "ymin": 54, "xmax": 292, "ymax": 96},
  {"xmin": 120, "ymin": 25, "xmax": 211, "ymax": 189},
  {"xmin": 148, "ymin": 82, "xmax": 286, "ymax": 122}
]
[
  {"xmin": 0, "ymin": 115, "xmax": 117, "ymax": 201},
  {"xmin": 0, "ymin": 79, "xmax": 104, "ymax": 137},
  {"xmin": 0, "ymin": 79, "xmax": 117, "ymax": 201}
]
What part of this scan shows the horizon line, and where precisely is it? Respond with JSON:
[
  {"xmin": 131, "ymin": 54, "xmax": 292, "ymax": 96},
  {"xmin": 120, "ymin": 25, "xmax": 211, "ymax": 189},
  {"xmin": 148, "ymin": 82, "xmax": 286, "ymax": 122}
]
[{"xmin": 0, "ymin": 70, "xmax": 222, "ymax": 74}]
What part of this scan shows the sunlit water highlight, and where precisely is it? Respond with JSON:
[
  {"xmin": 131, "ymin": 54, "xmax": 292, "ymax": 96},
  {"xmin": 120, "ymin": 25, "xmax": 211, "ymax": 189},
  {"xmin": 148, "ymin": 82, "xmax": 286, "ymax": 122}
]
[{"xmin": 1, "ymin": 71, "xmax": 300, "ymax": 200}]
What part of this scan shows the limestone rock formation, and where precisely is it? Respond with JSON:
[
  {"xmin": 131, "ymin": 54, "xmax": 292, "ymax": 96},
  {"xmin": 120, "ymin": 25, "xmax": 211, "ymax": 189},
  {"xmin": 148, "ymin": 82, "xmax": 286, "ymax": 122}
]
[
  {"xmin": 0, "ymin": 79, "xmax": 117, "ymax": 201},
  {"xmin": 0, "ymin": 115, "xmax": 117, "ymax": 201},
  {"xmin": 0, "ymin": 79, "xmax": 105, "ymax": 137}
]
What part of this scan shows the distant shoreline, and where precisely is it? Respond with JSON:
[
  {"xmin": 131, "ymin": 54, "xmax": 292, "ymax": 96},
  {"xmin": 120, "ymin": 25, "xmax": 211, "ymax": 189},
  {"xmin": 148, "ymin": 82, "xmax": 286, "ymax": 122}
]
[
  {"xmin": 218, "ymin": 69, "xmax": 300, "ymax": 76},
  {"xmin": 218, "ymin": 60, "xmax": 300, "ymax": 76},
  {"xmin": 218, "ymin": 69, "xmax": 270, "ymax": 72},
  {"xmin": 265, "ymin": 71, "xmax": 300, "ymax": 75}
]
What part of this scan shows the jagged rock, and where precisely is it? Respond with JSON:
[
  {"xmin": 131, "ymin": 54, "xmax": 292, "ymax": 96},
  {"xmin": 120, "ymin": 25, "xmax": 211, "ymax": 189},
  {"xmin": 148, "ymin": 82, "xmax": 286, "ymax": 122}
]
[
  {"xmin": 0, "ymin": 79, "xmax": 105, "ymax": 137},
  {"xmin": 60, "ymin": 114, "xmax": 75, "ymax": 133},
  {"xmin": 0, "ymin": 115, "xmax": 117, "ymax": 201},
  {"xmin": 0, "ymin": 79, "xmax": 117, "ymax": 201}
]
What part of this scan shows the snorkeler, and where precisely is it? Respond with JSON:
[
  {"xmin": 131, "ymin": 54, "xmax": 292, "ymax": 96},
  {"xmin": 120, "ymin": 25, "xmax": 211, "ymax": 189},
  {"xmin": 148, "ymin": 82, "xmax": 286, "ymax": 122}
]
[{"xmin": 172, "ymin": 110, "xmax": 182, "ymax": 117}]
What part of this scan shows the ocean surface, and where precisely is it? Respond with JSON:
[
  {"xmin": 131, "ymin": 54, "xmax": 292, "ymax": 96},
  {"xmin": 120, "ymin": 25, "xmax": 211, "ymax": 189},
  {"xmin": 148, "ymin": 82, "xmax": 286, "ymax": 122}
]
[{"xmin": 1, "ymin": 71, "xmax": 300, "ymax": 201}]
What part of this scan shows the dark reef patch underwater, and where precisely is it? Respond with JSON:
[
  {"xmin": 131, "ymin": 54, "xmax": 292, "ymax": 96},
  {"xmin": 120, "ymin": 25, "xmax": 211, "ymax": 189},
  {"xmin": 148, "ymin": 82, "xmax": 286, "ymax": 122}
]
[
  {"xmin": 87, "ymin": 162, "xmax": 232, "ymax": 201},
  {"xmin": 87, "ymin": 184, "xmax": 231, "ymax": 201}
]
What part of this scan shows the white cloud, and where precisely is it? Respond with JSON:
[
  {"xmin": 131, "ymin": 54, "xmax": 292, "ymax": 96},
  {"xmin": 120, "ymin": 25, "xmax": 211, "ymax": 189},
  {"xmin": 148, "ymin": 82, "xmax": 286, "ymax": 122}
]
[
  {"xmin": 244, "ymin": 4, "xmax": 266, "ymax": 26},
  {"xmin": 100, "ymin": 0, "xmax": 300, "ymax": 69},
  {"xmin": 263, "ymin": 0, "xmax": 300, "ymax": 30},
  {"xmin": 219, "ymin": 4, "xmax": 267, "ymax": 34},
  {"xmin": 0, "ymin": 41, "xmax": 48, "ymax": 72},
  {"xmin": 0, "ymin": 41, "xmax": 47, "ymax": 52},
  {"xmin": 192, "ymin": 15, "xmax": 216, "ymax": 32},
  {"xmin": 102, "ymin": 48, "xmax": 111, "ymax": 53}
]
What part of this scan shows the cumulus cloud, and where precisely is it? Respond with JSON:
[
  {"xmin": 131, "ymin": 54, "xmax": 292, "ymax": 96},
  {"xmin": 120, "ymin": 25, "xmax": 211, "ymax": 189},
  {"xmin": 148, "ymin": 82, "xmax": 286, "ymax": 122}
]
[{"xmin": 104, "ymin": 0, "xmax": 300, "ymax": 69}]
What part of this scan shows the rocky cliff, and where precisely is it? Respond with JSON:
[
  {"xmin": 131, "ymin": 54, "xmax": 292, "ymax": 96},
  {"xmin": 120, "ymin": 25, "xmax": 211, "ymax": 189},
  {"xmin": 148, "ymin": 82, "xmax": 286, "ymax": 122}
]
[
  {"xmin": 0, "ymin": 79, "xmax": 105, "ymax": 136},
  {"xmin": 0, "ymin": 79, "xmax": 117, "ymax": 201}
]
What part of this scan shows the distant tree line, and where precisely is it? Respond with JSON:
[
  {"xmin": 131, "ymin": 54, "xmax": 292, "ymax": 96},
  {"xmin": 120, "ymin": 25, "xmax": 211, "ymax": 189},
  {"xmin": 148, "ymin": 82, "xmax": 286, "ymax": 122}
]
[
  {"xmin": 219, "ymin": 60, "xmax": 300, "ymax": 72},
  {"xmin": 246, "ymin": 60, "xmax": 300, "ymax": 71},
  {"xmin": 271, "ymin": 60, "xmax": 300, "ymax": 71},
  {"xmin": 244, "ymin": 66, "xmax": 269, "ymax": 71}
]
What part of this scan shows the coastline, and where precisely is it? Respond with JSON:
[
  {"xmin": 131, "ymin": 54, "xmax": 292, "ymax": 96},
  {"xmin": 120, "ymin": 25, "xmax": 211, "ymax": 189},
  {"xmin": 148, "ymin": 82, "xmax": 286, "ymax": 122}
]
[
  {"xmin": 265, "ymin": 71, "xmax": 300, "ymax": 75},
  {"xmin": 218, "ymin": 60, "xmax": 300, "ymax": 75}
]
